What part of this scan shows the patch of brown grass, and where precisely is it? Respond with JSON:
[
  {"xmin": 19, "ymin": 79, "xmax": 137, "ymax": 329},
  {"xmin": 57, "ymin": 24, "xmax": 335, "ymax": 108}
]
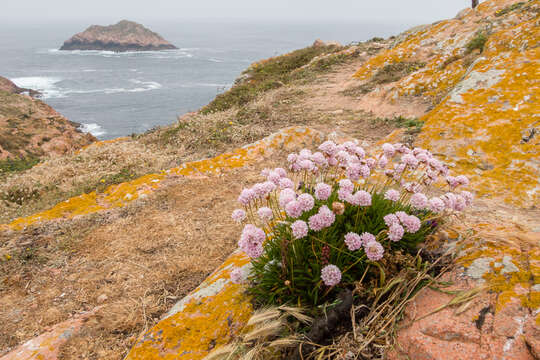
[{"xmin": 0, "ymin": 158, "xmax": 289, "ymax": 358}]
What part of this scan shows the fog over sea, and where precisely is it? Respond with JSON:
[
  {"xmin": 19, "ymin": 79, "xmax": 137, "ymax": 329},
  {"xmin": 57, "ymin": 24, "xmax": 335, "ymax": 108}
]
[{"xmin": 1, "ymin": 20, "xmax": 410, "ymax": 139}]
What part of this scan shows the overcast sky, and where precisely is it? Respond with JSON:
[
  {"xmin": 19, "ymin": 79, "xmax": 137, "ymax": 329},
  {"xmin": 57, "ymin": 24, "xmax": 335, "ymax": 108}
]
[{"xmin": 1, "ymin": 0, "xmax": 473, "ymax": 24}]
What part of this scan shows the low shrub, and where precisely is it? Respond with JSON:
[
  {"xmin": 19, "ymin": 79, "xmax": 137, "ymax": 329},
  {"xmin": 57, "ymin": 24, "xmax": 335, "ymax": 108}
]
[
  {"xmin": 465, "ymin": 32, "xmax": 488, "ymax": 54},
  {"xmin": 230, "ymin": 140, "xmax": 473, "ymax": 307}
]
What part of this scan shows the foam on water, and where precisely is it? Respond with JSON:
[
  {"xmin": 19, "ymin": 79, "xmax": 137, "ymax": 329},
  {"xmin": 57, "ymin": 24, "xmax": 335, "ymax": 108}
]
[
  {"xmin": 10, "ymin": 76, "xmax": 64, "ymax": 98},
  {"xmin": 79, "ymin": 123, "xmax": 107, "ymax": 137}
]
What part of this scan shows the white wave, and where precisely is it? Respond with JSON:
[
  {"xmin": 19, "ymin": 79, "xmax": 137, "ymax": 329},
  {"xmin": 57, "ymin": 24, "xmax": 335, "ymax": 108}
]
[
  {"xmin": 82, "ymin": 69, "xmax": 97, "ymax": 72},
  {"xmin": 51, "ymin": 48, "xmax": 193, "ymax": 59},
  {"xmin": 207, "ymin": 58, "xmax": 224, "ymax": 63},
  {"xmin": 10, "ymin": 76, "xmax": 64, "ymax": 99},
  {"xmin": 79, "ymin": 123, "xmax": 107, "ymax": 137}
]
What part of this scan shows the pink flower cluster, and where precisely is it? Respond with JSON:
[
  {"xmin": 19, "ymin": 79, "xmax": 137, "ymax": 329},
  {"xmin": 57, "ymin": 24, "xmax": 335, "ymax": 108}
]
[
  {"xmin": 384, "ymin": 211, "xmax": 421, "ymax": 241},
  {"xmin": 238, "ymin": 224, "xmax": 266, "ymax": 258},
  {"xmin": 364, "ymin": 240, "xmax": 384, "ymax": 261},
  {"xmin": 291, "ymin": 220, "xmax": 308, "ymax": 239},
  {"xmin": 321, "ymin": 264, "xmax": 342, "ymax": 286},
  {"xmin": 231, "ymin": 209, "xmax": 246, "ymax": 223},
  {"xmin": 314, "ymin": 183, "xmax": 332, "ymax": 200},
  {"xmin": 308, "ymin": 205, "xmax": 335, "ymax": 231}
]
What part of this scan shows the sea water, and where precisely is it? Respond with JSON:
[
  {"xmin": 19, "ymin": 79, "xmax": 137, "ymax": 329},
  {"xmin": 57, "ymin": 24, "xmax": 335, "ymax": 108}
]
[{"xmin": 0, "ymin": 20, "xmax": 410, "ymax": 139}]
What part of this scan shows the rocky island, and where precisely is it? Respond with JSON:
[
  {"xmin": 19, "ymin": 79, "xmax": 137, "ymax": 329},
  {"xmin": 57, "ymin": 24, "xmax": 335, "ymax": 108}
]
[{"xmin": 59, "ymin": 20, "xmax": 177, "ymax": 52}]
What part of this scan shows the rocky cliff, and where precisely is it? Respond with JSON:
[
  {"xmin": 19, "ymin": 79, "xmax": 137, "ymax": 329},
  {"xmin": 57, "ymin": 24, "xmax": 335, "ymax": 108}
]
[
  {"xmin": 0, "ymin": 1, "xmax": 538, "ymax": 359},
  {"xmin": 0, "ymin": 80, "xmax": 95, "ymax": 161},
  {"xmin": 60, "ymin": 20, "xmax": 177, "ymax": 52},
  {"xmin": 0, "ymin": 76, "xmax": 40, "ymax": 97}
]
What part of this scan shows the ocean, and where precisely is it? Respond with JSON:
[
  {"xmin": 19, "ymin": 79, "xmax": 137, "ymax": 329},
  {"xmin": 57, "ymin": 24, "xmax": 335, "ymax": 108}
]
[{"xmin": 0, "ymin": 20, "xmax": 410, "ymax": 139}]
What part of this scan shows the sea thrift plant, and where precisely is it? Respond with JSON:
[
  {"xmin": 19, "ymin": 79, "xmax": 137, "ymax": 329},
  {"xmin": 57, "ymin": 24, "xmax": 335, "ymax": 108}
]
[{"xmin": 231, "ymin": 140, "xmax": 473, "ymax": 306}]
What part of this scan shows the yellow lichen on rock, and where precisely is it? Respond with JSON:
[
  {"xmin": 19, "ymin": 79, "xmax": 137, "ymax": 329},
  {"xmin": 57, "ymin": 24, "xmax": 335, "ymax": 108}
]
[
  {"xmin": 1, "ymin": 126, "xmax": 323, "ymax": 231},
  {"xmin": 417, "ymin": 7, "xmax": 540, "ymax": 207},
  {"xmin": 125, "ymin": 252, "xmax": 253, "ymax": 360}
]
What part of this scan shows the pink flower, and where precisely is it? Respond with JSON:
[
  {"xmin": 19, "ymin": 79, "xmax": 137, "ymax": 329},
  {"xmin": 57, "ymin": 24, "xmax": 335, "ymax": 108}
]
[
  {"xmin": 231, "ymin": 209, "xmax": 246, "ymax": 223},
  {"xmin": 388, "ymin": 223, "xmax": 404, "ymax": 242},
  {"xmin": 338, "ymin": 188, "xmax": 352, "ymax": 202},
  {"xmin": 378, "ymin": 155, "xmax": 388, "ymax": 169},
  {"xmin": 299, "ymin": 148, "xmax": 312, "ymax": 160},
  {"xmin": 402, "ymin": 182, "xmax": 421, "ymax": 193},
  {"xmin": 354, "ymin": 146, "xmax": 366, "ymax": 159},
  {"xmin": 346, "ymin": 163, "xmax": 361, "ymax": 181},
  {"xmin": 268, "ymin": 171, "xmax": 282, "ymax": 185},
  {"xmin": 382, "ymin": 143, "xmax": 395, "ymax": 157},
  {"xmin": 395, "ymin": 211, "xmax": 409, "ymax": 223},
  {"xmin": 360, "ymin": 165, "xmax": 371, "ymax": 178},
  {"xmin": 279, "ymin": 178, "xmax": 295, "ymax": 189},
  {"xmin": 360, "ymin": 232, "xmax": 376, "ymax": 245},
  {"xmin": 410, "ymin": 193, "xmax": 428, "ymax": 209},
  {"xmin": 416, "ymin": 152, "xmax": 429, "ymax": 162},
  {"xmin": 461, "ymin": 191, "xmax": 474, "ymax": 206},
  {"xmin": 298, "ymin": 193, "xmax": 315, "ymax": 212},
  {"xmin": 384, "ymin": 214, "xmax": 399, "ymax": 227},
  {"xmin": 350, "ymin": 190, "xmax": 371, "ymax": 207},
  {"xmin": 428, "ymin": 197, "xmax": 445, "ymax": 212},
  {"xmin": 384, "ymin": 189, "xmax": 400, "ymax": 202},
  {"xmin": 344, "ymin": 232, "xmax": 362, "ymax": 251},
  {"xmin": 258, "ymin": 207, "xmax": 273, "ymax": 221},
  {"xmin": 252, "ymin": 183, "xmax": 268, "ymax": 198},
  {"xmin": 238, "ymin": 188, "xmax": 256, "ymax": 205},
  {"xmin": 311, "ymin": 152, "xmax": 328, "ymax": 167},
  {"xmin": 262, "ymin": 181, "xmax": 277, "ymax": 194},
  {"xmin": 318, "ymin": 205, "xmax": 336, "ymax": 226},
  {"xmin": 308, "ymin": 214, "xmax": 325, "ymax": 231},
  {"xmin": 402, "ymin": 215, "xmax": 421, "ymax": 233},
  {"xmin": 299, "ymin": 159, "xmax": 316, "ymax": 172},
  {"xmin": 339, "ymin": 179, "xmax": 354, "ymax": 193},
  {"xmin": 291, "ymin": 220, "xmax": 308, "ymax": 239},
  {"xmin": 456, "ymin": 175, "xmax": 469, "ymax": 186},
  {"xmin": 446, "ymin": 176, "xmax": 460, "ymax": 189},
  {"xmin": 336, "ymin": 150, "xmax": 350, "ymax": 164},
  {"xmin": 279, "ymin": 188, "xmax": 296, "ymax": 208},
  {"xmin": 238, "ymin": 224, "xmax": 266, "ymax": 258},
  {"xmin": 232, "ymin": 209, "xmax": 246, "ymax": 223},
  {"xmin": 402, "ymin": 154, "xmax": 419, "ymax": 168},
  {"xmin": 230, "ymin": 268, "xmax": 246, "ymax": 284},
  {"xmin": 454, "ymin": 195, "xmax": 467, "ymax": 211},
  {"xmin": 343, "ymin": 141, "xmax": 357, "ymax": 153},
  {"xmin": 365, "ymin": 158, "xmax": 376, "ymax": 170},
  {"xmin": 285, "ymin": 200, "xmax": 303, "ymax": 218},
  {"xmin": 321, "ymin": 264, "xmax": 342, "ymax": 286},
  {"xmin": 442, "ymin": 193, "xmax": 456, "ymax": 210},
  {"xmin": 315, "ymin": 183, "xmax": 332, "ymax": 200},
  {"xmin": 364, "ymin": 241, "xmax": 384, "ymax": 261},
  {"xmin": 319, "ymin": 140, "xmax": 338, "ymax": 156},
  {"xmin": 328, "ymin": 157, "xmax": 338, "ymax": 166},
  {"xmin": 287, "ymin": 154, "xmax": 298, "ymax": 163},
  {"xmin": 274, "ymin": 167, "xmax": 287, "ymax": 178}
]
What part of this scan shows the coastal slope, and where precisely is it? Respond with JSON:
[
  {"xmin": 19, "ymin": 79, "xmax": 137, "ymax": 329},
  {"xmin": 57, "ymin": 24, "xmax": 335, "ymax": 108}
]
[
  {"xmin": 60, "ymin": 20, "xmax": 177, "ymax": 52},
  {"xmin": 0, "ymin": 76, "xmax": 95, "ymax": 161}
]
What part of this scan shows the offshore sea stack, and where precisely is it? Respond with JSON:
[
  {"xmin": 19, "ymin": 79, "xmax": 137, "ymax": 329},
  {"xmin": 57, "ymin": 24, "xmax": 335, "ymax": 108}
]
[{"xmin": 59, "ymin": 20, "xmax": 177, "ymax": 52}]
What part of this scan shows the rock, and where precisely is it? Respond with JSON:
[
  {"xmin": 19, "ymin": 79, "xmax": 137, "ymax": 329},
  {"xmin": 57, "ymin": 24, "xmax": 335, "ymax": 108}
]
[
  {"xmin": 0, "ymin": 76, "xmax": 40, "ymax": 97},
  {"xmin": 312, "ymin": 39, "xmax": 342, "ymax": 48},
  {"xmin": 96, "ymin": 294, "xmax": 108, "ymax": 303},
  {"xmin": 0, "ymin": 308, "xmax": 98, "ymax": 360},
  {"xmin": 60, "ymin": 20, "xmax": 177, "ymax": 52}
]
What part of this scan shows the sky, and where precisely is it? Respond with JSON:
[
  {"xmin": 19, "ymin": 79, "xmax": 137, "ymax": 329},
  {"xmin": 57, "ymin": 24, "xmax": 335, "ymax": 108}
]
[{"xmin": 1, "ymin": 0, "xmax": 473, "ymax": 24}]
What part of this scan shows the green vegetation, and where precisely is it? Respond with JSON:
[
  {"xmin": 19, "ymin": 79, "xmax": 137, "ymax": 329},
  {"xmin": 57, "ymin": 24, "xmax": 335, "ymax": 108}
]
[
  {"xmin": 371, "ymin": 61, "xmax": 426, "ymax": 84},
  {"xmin": 372, "ymin": 115, "xmax": 425, "ymax": 135},
  {"xmin": 495, "ymin": 2, "xmax": 525, "ymax": 17},
  {"xmin": 0, "ymin": 157, "xmax": 40, "ymax": 174},
  {"xmin": 201, "ymin": 45, "xmax": 343, "ymax": 114},
  {"xmin": 465, "ymin": 31, "xmax": 488, "ymax": 54}
]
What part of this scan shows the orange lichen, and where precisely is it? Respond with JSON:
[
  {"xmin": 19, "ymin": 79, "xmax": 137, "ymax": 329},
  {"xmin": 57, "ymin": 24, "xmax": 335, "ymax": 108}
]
[
  {"xmin": 125, "ymin": 252, "xmax": 253, "ymax": 360},
  {"xmin": 1, "ymin": 127, "xmax": 323, "ymax": 231},
  {"xmin": 456, "ymin": 223, "xmax": 540, "ymax": 312}
]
